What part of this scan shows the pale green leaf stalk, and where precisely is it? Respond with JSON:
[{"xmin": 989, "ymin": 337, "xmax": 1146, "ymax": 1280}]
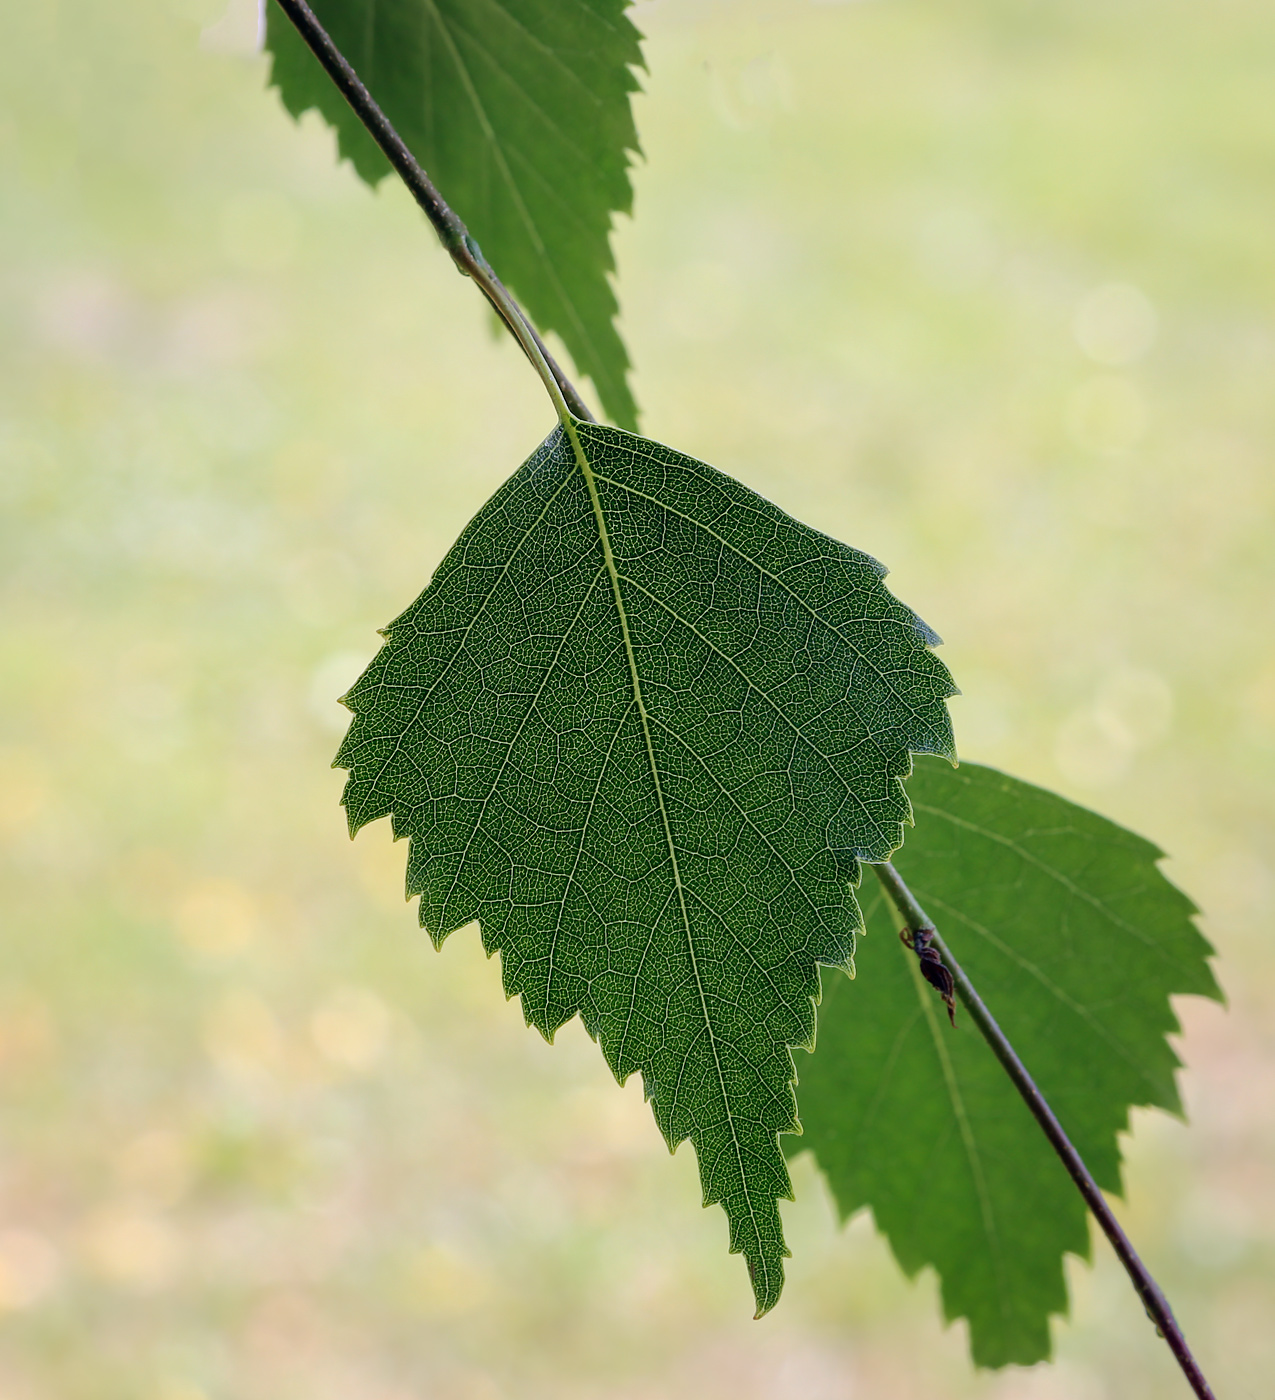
[
  {"xmin": 335, "ymin": 421, "xmax": 956, "ymax": 1314},
  {"xmin": 793, "ymin": 758, "xmax": 1222, "ymax": 1364},
  {"xmin": 266, "ymin": 0, "xmax": 644, "ymax": 428}
]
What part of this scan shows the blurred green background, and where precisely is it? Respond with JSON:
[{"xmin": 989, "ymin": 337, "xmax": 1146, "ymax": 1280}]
[{"xmin": 2, "ymin": 0, "xmax": 1273, "ymax": 1396}]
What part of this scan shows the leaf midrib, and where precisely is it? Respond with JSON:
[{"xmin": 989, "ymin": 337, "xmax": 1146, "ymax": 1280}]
[
  {"xmin": 563, "ymin": 416, "xmax": 771, "ymax": 1304},
  {"xmin": 904, "ymin": 940, "xmax": 1011, "ymax": 1331}
]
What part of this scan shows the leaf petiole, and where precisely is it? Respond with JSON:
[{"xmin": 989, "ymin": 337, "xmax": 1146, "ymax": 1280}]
[{"xmin": 271, "ymin": 0, "xmax": 596, "ymax": 424}]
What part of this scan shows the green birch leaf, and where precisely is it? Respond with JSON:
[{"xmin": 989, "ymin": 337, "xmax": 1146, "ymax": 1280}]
[
  {"xmin": 335, "ymin": 420, "xmax": 956, "ymax": 1315},
  {"xmin": 265, "ymin": 0, "xmax": 644, "ymax": 429},
  {"xmin": 792, "ymin": 757, "xmax": 1222, "ymax": 1366}
]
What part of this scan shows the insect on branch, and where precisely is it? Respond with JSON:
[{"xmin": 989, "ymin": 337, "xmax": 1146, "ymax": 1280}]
[{"xmin": 899, "ymin": 924, "xmax": 957, "ymax": 1025}]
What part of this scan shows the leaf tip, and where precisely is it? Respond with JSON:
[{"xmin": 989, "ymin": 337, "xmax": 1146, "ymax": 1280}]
[{"xmin": 748, "ymin": 1258, "xmax": 787, "ymax": 1320}]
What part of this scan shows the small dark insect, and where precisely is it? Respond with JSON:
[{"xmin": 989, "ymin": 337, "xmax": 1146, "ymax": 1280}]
[{"xmin": 899, "ymin": 925, "xmax": 957, "ymax": 1027}]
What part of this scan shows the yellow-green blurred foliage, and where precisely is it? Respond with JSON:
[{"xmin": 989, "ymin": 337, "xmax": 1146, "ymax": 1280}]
[{"xmin": 2, "ymin": 1, "xmax": 1273, "ymax": 1397}]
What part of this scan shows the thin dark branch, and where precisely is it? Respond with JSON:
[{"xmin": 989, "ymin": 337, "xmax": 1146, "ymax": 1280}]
[
  {"xmin": 872, "ymin": 860, "xmax": 1216, "ymax": 1400},
  {"xmin": 271, "ymin": 5, "xmax": 1214, "ymax": 1390},
  {"xmin": 271, "ymin": 0, "xmax": 596, "ymax": 423}
]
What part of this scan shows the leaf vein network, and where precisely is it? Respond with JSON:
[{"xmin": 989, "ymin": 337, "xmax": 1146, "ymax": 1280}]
[
  {"xmin": 917, "ymin": 890, "xmax": 1170, "ymax": 1096},
  {"xmin": 623, "ymin": 574, "xmax": 897, "ymax": 855},
  {"xmin": 591, "ymin": 465, "xmax": 937, "ymax": 726},
  {"xmin": 910, "ymin": 801, "xmax": 1175, "ymax": 960},
  {"xmin": 437, "ymin": 566, "xmax": 606, "ymax": 926},
  {"xmin": 544, "ymin": 695, "xmax": 639, "ymax": 1028}
]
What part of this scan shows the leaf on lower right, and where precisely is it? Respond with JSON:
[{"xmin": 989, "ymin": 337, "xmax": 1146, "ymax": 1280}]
[{"xmin": 790, "ymin": 757, "xmax": 1222, "ymax": 1367}]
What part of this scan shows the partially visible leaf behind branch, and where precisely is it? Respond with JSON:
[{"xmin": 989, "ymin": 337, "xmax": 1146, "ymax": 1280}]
[
  {"xmin": 266, "ymin": 0, "xmax": 644, "ymax": 428},
  {"xmin": 335, "ymin": 420, "xmax": 956, "ymax": 1314},
  {"xmin": 793, "ymin": 758, "xmax": 1222, "ymax": 1366}
]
